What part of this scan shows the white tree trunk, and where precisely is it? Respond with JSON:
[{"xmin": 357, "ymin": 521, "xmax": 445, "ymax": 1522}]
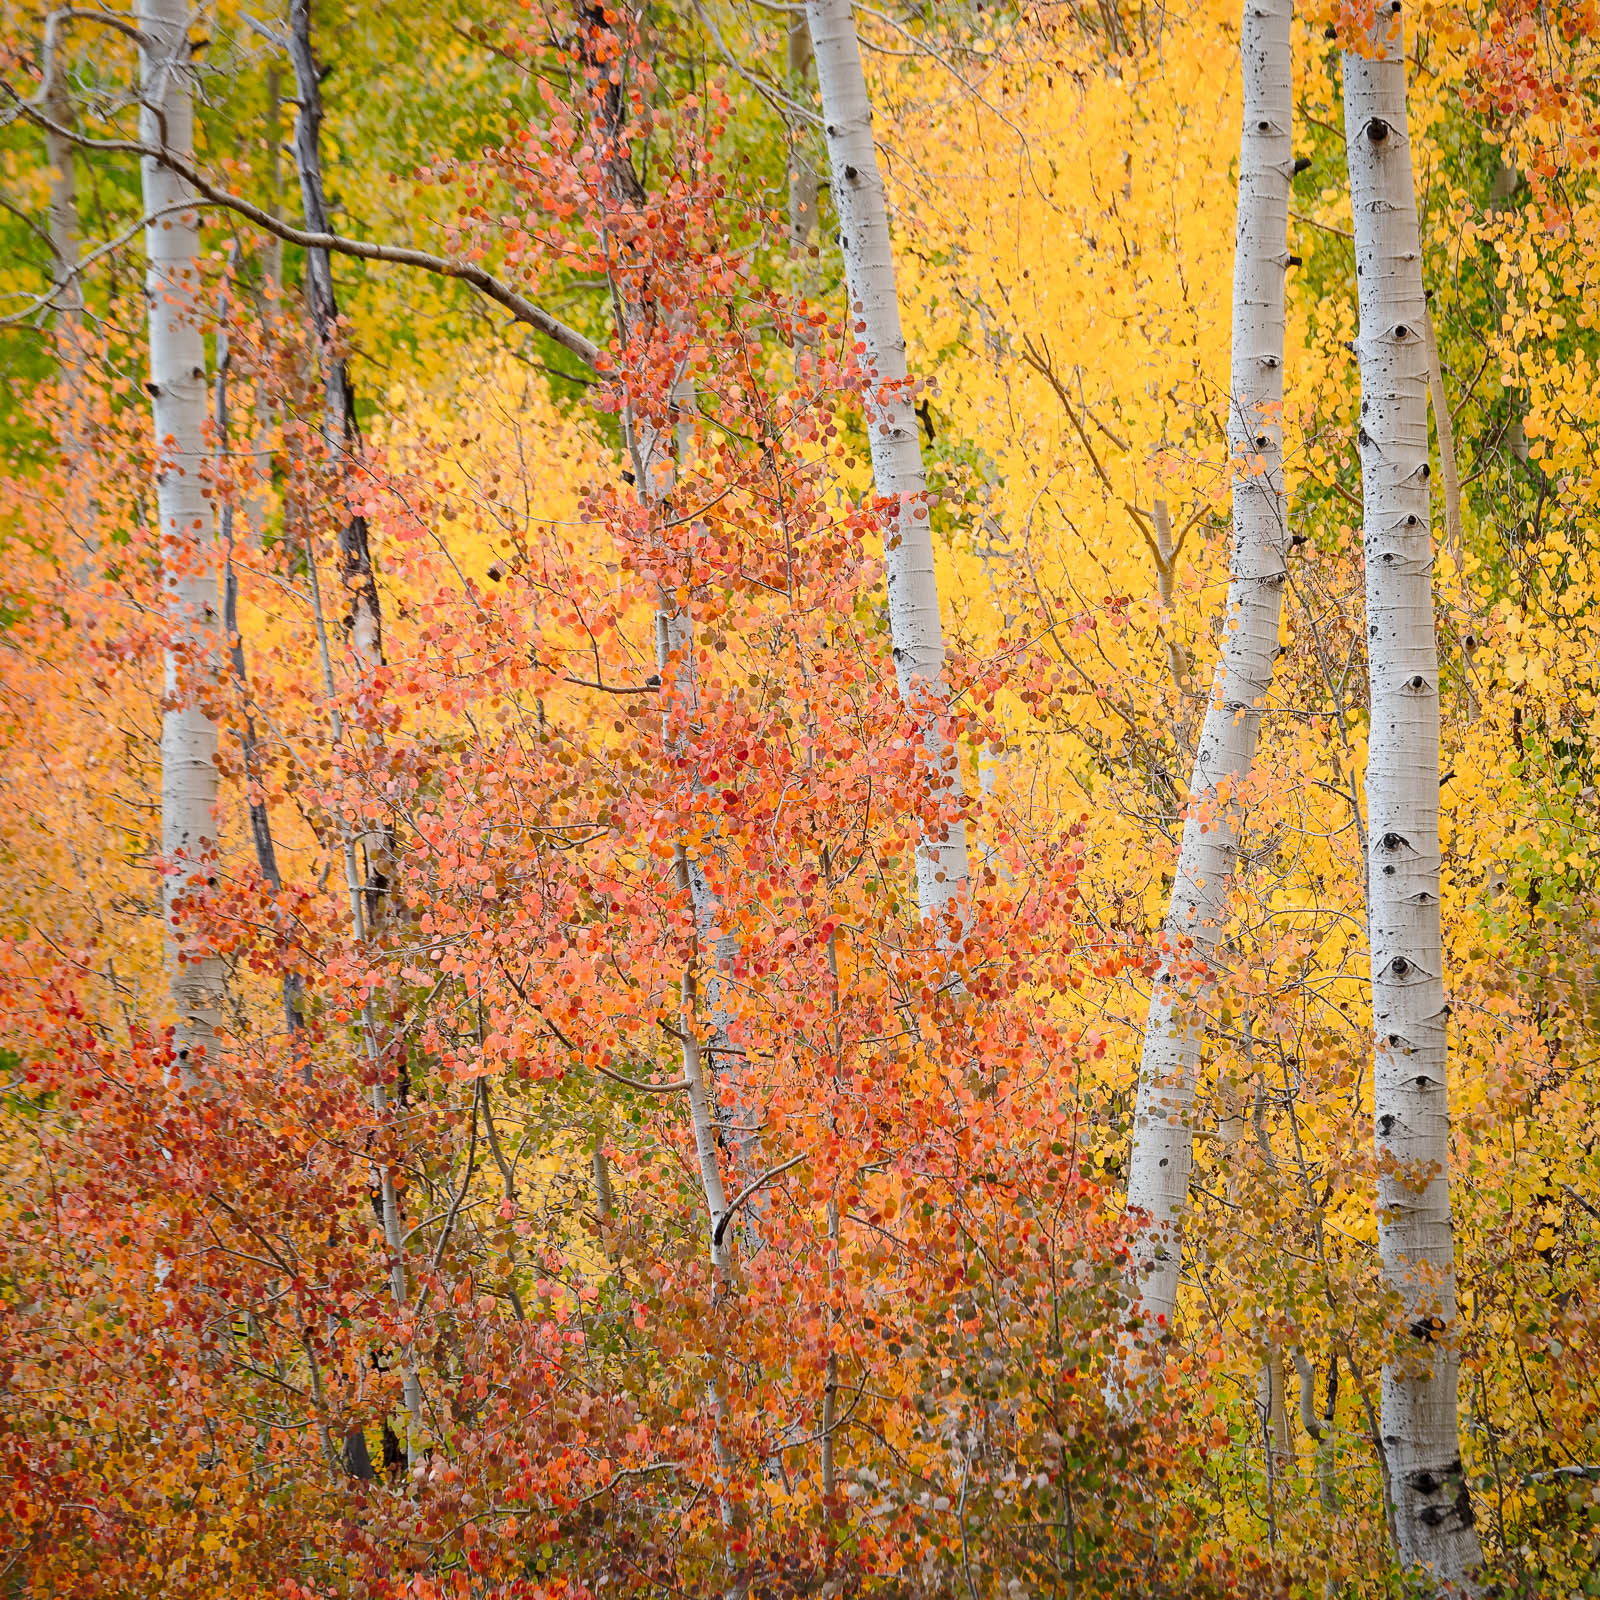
[
  {"xmin": 1122, "ymin": 0, "xmax": 1294, "ymax": 1354},
  {"xmin": 805, "ymin": 0, "xmax": 969, "ymax": 937},
  {"xmin": 44, "ymin": 75, "xmax": 84, "ymax": 355},
  {"xmin": 1344, "ymin": 16, "xmax": 1483, "ymax": 1587},
  {"xmin": 140, "ymin": 0, "xmax": 222, "ymax": 1086},
  {"xmin": 43, "ymin": 67, "xmax": 97, "ymax": 577},
  {"xmin": 630, "ymin": 402, "xmax": 737, "ymax": 1276}
]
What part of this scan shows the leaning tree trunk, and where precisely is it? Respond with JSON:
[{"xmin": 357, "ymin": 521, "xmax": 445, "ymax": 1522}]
[
  {"xmin": 1120, "ymin": 0, "xmax": 1294, "ymax": 1360},
  {"xmin": 139, "ymin": 0, "xmax": 222, "ymax": 1087},
  {"xmin": 1344, "ymin": 12, "xmax": 1483, "ymax": 1587},
  {"xmin": 805, "ymin": 0, "xmax": 970, "ymax": 938}
]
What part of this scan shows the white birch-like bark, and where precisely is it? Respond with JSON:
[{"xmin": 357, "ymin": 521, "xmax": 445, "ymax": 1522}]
[
  {"xmin": 140, "ymin": 0, "xmax": 222, "ymax": 1085},
  {"xmin": 805, "ymin": 0, "xmax": 969, "ymax": 937},
  {"xmin": 43, "ymin": 66, "xmax": 96, "ymax": 575},
  {"xmin": 630, "ymin": 403, "xmax": 736, "ymax": 1277},
  {"xmin": 1121, "ymin": 0, "xmax": 1294, "ymax": 1354},
  {"xmin": 44, "ymin": 76, "xmax": 84, "ymax": 355},
  {"xmin": 1344, "ymin": 15, "xmax": 1482, "ymax": 1586}
]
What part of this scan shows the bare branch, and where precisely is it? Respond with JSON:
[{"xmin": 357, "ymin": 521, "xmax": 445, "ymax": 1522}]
[
  {"xmin": 713, "ymin": 1151, "xmax": 807, "ymax": 1244},
  {"xmin": 3, "ymin": 86, "xmax": 602, "ymax": 368}
]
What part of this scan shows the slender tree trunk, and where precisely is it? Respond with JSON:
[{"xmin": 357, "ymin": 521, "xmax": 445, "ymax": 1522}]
[
  {"xmin": 243, "ymin": 66, "xmax": 282, "ymax": 546},
  {"xmin": 215, "ymin": 280, "xmax": 304, "ymax": 1046},
  {"xmin": 44, "ymin": 80, "xmax": 81, "ymax": 330},
  {"xmin": 1344, "ymin": 14, "xmax": 1482, "ymax": 1587},
  {"xmin": 1258, "ymin": 1348, "xmax": 1292, "ymax": 1542},
  {"xmin": 44, "ymin": 71, "xmax": 87, "ymax": 443},
  {"xmin": 289, "ymin": 0, "xmax": 424, "ymax": 1466},
  {"xmin": 44, "ymin": 67, "xmax": 98, "ymax": 577},
  {"xmin": 1120, "ymin": 0, "xmax": 1294, "ymax": 1362},
  {"xmin": 786, "ymin": 17, "xmax": 819, "ymax": 247},
  {"xmin": 805, "ymin": 0, "xmax": 970, "ymax": 938},
  {"xmin": 139, "ymin": 0, "xmax": 222, "ymax": 1087},
  {"xmin": 628, "ymin": 400, "xmax": 735, "ymax": 1276},
  {"xmin": 288, "ymin": 0, "xmax": 383, "ymax": 673},
  {"xmin": 587, "ymin": 0, "xmax": 740, "ymax": 1269},
  {"xmin": 298, "ymin": 489, "xmax": 425, "ymax": 1462}
]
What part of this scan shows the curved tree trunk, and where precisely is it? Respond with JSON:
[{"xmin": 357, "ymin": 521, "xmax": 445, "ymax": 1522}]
[
  {"xmin": 1343, "ymin": 13, "xmax": 1483, "ymax": 1587},
  {"xmin": 139, "ymin": 0, "xmax": 222, "ymax": 1087},
  {"xmin": 1121, "ymin": 0, "xmax": 1294, "ymax": 1357},
  {"xmin": 805, "ymin": 0, "xmax": 970, "ymax": 940}
]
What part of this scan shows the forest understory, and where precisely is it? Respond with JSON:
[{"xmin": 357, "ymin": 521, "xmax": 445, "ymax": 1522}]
[{"xmin": 2, "ymin": 0, "xmax": 1599, "ymax": 1595}]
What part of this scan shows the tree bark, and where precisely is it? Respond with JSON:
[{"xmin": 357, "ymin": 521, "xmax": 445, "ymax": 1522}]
[
  {"xmin": 1121, "ymin": 0, "xmax": 1294, "ymax": 1360},
  {"xmin": 289, "ymin": 0, "xmax": 382, "ymax": 670},
  {"xmin": 786, "ymin": 16, "xmax": 819, "ymax": 246},
  {"xmin": 139, "ymin": 0, "xmax": 222, "ymax": 1087},
  {"xmin": 242, "ymin": 66, "xmax": 283, "ymax": 547},
  {"xmin": 287, "ymin": 0, "xmax": 425, "ymax": 1465},
  {"xmin": 44, "ymin": 72, "xmax": 86, "ymax": 391},
  {"xmin": 215, "ymin": 284, "xmax": 304, "ymax": 1046},
  {"xmin": 1343, "ymin": 13, "xmax": 1483, "ymax": 1587},
  {"xmin": 43, "ymin": 66, "xmax": 96, "ymax": 576},
  {"xmin": 805, "ymin": 0, "xmax": 970, "ymax": 939}
]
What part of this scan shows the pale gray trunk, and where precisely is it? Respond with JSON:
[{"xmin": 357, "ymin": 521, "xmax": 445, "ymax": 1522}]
[
  {"xmin": 820, "ymin": 1193, "xmax": 840, "ymax": 1498},
  {"xmin": 140, "ymin": 0, "xmax": 222, "ymax": 1085},
  {"xmin": 786, "ymin": 17, "xmax": 819, "ymax": 246},
  {"xmin": 806, "ymin": 0, "xmax": 970, "ymax": 937},
  {"xmin": 215, "ymin": 289, "xmax": 303, "ymax": 1046},
  {"xmin": 1121, "ymin": 0, "xmax": 1294, "ymax": 1356},
  {"xmin": 1258, "ymin": 1349, "xmax": 1292, "ymax": 1542},
  {"xmin": 45, "ymin": 68, "xmax": 95, "ymax": 574},
  {"xmin": 630, "ymin": 403, "xmax": 736, "ymax": 1277},
  {"xmin": 44, "ymin": 74, "xmax": 85, "ymax": 355},
  {"xmin": 1293, "ymin": 1344, "xmax": 1341, "ymax": 1523},
  {"xmin": 1344, "ymin": 15, "xmax": 1483, "ymax": 1587}
]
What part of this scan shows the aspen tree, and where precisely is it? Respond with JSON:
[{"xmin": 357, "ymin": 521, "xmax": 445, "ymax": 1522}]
[
  {"xmin": 139, "ymin": 0, "xmax": 222, "ymax": 1086},
  {"xmin": 43, "ymin": 67, "xmax": 85, "ymax": 444},
  {"xmin": 1344, "ymin": 8, "xmax": 1483, "ymax": 1585},
  {"xmin": 213, "ymin": 278, "xmax": 302, "ymax": 1045},
  {"xmin": 578, "ymin": 4, "xmax": 738, "ymax": 1273},
  {"xmin": 288, "ymin": 0, "xmax": 382, "ymax": 672},
  {"xmin": 287, "ymin": 0, "xmax": 424, "ymax": 1464},
  {"xmin": 805, "ymin": 0, "xmax": 970, "ymax": 937},
  {"xmin": 1121, "ymin": 0, "xmax": 1294, "ymax": 1359},
  {"xmin": 40, "ymin": 34, "xmax": 95, "ymax": 574}
]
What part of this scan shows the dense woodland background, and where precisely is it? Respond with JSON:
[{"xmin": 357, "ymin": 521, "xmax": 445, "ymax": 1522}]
[{"xmin": 2, "ymin": 0, "xmax": 1599, "ymax": 1594}]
